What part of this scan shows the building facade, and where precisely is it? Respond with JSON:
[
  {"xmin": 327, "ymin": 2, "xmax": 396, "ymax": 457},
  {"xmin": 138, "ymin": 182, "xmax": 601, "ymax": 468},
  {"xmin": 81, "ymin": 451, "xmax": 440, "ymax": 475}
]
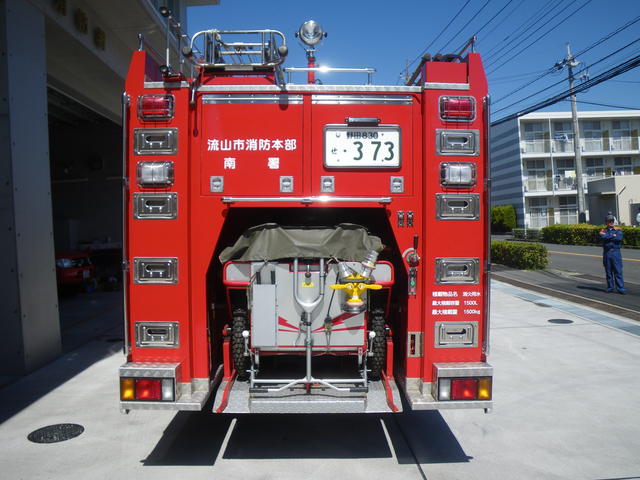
[
  {"xmin": 1, "ymin": 0, "xmax": 217, "ymax": 379},
  {"xmin": 491, "ymin": 110, "xmax": 640, "ymax": 228}
]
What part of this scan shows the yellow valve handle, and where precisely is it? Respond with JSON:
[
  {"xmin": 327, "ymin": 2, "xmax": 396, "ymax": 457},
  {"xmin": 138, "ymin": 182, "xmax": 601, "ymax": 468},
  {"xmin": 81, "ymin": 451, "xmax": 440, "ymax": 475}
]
[{"xmin": 330, "ymin": 282, "xmax": 382, "ymax": 304}]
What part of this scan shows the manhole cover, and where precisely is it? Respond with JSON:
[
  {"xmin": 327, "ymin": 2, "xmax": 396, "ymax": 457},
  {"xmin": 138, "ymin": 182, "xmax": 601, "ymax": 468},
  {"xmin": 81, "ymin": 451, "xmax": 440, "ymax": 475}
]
[
  {"xmin": 548, "ymin": 319, "xmax": 574, "ymax": 324},
  {"xmin": 27, "ymin": 423, "xmax": 84, "ymax": 444}
]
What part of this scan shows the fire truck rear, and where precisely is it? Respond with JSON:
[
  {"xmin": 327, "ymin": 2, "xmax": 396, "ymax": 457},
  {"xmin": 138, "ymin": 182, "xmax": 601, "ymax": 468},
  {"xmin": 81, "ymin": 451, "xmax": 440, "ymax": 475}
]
[{"xmin": 119, "ymin": 20, "xmax": 492, "ymax": 414}]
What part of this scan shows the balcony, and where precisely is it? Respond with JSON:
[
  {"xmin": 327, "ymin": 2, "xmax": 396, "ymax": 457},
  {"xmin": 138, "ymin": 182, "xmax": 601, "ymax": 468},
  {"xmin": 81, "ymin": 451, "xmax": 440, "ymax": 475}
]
[
  {"xmin": 522, "ymin": 136, "xmax": 640, "ymax": 155},
  {"xmin": 554, "ymin": 176, "xmax": 576, "ymax": 191},
  {"xmin": 522, "ymin": 140, "xmax": 548, "ymax": 154},
  {"xmin": 524, "ymin": 174, "xmax": 581, "ymax": 195}
]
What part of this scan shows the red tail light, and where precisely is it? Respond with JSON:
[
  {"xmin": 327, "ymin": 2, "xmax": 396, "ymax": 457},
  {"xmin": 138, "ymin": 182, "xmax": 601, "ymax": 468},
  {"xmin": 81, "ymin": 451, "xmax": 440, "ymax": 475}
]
[
  {"xmin": 451, "ymin": 378, "xmax": 477, "ymax": 400},
  {"xmin": 135, "ymin": 379, "xmax": 162, "ymax": 401},
  {"xmin": 138, "ymin": 94, "xmax": 174, "ymax": 121},
  {"xmin": 440, "ymin": 96, "xmax": 475, "ymax": 121}
]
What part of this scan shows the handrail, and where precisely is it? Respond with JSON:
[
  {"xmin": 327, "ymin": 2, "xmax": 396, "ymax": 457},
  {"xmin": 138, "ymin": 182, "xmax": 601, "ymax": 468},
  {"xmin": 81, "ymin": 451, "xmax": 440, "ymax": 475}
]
[
  {"xmin": 284, "ymin": 67, "xmax": 376, "ymax": 85},
  {"xmin": 187, "ymin": 29, "xmax": 287, "ymax": 69}
]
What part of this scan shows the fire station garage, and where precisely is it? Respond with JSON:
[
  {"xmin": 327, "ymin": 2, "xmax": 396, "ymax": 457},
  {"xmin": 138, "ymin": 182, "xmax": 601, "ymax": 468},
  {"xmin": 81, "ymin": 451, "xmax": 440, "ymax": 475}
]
[{"xmin": 0, "ymin": 0, "xmax": 216, "ymax": 379}]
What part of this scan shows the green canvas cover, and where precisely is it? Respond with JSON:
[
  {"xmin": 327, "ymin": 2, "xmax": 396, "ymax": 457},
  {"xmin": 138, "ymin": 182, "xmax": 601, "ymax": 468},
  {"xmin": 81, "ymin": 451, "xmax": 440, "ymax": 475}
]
[{"xmin": 219, "ymin": 223, "xmax": 383, "ymax": 263}]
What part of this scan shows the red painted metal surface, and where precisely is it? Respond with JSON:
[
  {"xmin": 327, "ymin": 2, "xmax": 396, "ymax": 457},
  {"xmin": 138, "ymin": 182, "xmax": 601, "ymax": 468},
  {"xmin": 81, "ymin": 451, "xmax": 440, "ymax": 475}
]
[{"xmin": 123, "ymin": 47, "xmax": 489, "ymax": 408}]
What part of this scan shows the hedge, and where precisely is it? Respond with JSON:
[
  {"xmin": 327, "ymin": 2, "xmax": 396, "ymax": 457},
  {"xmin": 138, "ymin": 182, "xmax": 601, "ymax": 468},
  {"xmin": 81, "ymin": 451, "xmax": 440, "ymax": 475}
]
[
  {"xmin": 512, "ymin": 228, "xmax": 542, "ymax": 242},
  {"xmin": 491, "ymin": 241, "xmax": 548, "ymax": 270},
  {"xmin": 491, "ymin": 205, "xmax": 517, "ymax": 233},
  {"xmin": 541, "ymin": 224, "xmax": 640, "ymax": 247}
]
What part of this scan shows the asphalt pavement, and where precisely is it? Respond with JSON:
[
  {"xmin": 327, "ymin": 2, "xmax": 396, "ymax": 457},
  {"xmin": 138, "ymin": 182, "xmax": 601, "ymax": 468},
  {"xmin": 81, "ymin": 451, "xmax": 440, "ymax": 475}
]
[{"xmin": 1, "ymin": 282, "xmax": 640, "ymax": 479}]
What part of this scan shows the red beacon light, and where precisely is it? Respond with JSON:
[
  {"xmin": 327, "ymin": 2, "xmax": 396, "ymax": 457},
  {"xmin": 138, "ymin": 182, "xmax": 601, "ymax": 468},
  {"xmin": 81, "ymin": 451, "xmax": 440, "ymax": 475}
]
[
  {"xmin": 138, "ymin": 94, "xmax": 175, "ymax": 121},
  {"xmin": 439, "ymin": 95, "xmax": 475, "ymax": 121}
]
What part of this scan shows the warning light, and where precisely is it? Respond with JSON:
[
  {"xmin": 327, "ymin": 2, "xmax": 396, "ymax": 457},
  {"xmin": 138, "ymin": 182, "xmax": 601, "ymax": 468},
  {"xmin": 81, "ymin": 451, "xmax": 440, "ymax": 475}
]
[
  {"xmin": 138, "ymin": 94, "xmax": 174, "ymax": 121},
  {"xmin": 451, "ymin": 378, "xmax": 478, "ymax": 400},
  {"xmin": 439, "ymin": 96, "xmax": 475, "ymax": 121}
]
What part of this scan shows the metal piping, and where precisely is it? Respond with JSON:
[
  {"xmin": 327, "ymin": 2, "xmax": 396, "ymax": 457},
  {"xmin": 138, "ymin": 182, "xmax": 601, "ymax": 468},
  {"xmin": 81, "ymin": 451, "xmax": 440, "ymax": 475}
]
[{"xmin": 121, "ymin": 92, "xmax": 130, "ymax": 355}]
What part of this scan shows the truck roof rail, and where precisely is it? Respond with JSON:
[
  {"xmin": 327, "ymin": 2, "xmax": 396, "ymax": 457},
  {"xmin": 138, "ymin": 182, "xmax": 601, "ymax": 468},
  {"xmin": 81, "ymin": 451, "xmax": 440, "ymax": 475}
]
[{"xmin": 184, "ymin": 29, "xmax": 288, "ymax": 72}]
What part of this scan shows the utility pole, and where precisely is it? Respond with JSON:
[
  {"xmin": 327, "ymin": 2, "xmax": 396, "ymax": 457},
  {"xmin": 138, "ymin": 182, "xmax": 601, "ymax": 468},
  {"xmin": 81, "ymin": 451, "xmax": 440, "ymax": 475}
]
[{"xmin": 557, "ymin": 43, "xmax": 587, "ymax": 223}]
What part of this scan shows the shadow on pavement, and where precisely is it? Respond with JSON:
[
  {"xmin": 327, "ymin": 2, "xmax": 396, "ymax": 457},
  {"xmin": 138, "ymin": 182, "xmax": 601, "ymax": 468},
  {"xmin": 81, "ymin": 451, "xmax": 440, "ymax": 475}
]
[
  {"xmin": 143, "ymin": 396, "xmax": 233, "ymax": 466},
  {"xmin": 0, "ymin": 291, "xmax": 123, "ymax": 424},
  {"xmin": 384, "ymin": 410, "xmax": 472, "ymax": 465},
  {"xmin": 143, "ymin": 397, "xmax": 470, "ymax": 466},
  {"xmin": 0, "ymin": 338, "xmax": 123, "ymax": 424}
]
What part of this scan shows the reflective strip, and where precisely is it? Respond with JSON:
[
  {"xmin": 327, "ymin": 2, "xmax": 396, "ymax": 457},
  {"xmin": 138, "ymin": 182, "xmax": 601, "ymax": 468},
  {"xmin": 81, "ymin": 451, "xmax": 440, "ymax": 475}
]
[
  {"xmin": 423, "ymin": 82, "xmax": 470, "ymax": 90},
  {"xmin": 197, "ymin": 84, "xmax": 421, "ymax": 93},
  {"xmin": 221, "ymin": 196, "xmax": 392, "ymax": 204},
  {"xmin": 312, "ymin": 94, "xmax": 413, "ymax": 105},
  {"xmin": 202, "ymin": 94, "xmax": 303, "ymax": 104},
  {"xmin": 144, "ymin": 81, "xmax": 189, "ymax": 89}
]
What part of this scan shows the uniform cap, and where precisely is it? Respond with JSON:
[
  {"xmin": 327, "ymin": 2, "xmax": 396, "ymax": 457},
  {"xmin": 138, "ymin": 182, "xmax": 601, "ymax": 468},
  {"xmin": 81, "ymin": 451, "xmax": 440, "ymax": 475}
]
[{"xmin": 605, "ymin": 214, "xmax": 615, "ymax": 222}]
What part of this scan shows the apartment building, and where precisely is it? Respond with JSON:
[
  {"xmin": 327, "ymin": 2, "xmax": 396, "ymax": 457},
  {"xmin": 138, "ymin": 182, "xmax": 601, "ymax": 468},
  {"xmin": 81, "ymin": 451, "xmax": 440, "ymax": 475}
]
[{"xmin": 491, "ymin": 110, "xmax": 640, "ymax": 228}]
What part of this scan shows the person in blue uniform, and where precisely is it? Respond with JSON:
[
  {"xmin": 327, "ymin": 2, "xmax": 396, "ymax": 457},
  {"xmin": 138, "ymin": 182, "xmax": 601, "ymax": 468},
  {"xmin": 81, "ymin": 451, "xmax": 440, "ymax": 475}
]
[{"xmin": 599, "ymin": 214, "xmax": 625, "ymax": 294}]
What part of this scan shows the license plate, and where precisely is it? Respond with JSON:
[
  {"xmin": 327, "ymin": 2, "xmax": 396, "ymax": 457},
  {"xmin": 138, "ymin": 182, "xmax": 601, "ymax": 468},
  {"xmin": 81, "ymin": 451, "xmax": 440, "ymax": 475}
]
[
  {"xmin": 324, "ymin": 126, "xmax": 401, "ymax": 168},
  {"xmin": 83, "ymin": 270, "xmax": 90, "ymax": 279}
]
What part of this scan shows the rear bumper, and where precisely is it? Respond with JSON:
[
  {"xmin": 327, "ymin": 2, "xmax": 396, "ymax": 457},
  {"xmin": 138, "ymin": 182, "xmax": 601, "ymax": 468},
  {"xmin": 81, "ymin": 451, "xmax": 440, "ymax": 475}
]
[
  {"xmin": 119, "ymin": 362, "xmax": 218, "ymax": 412},
  {"xmin": 213, "ymin": 375, "xmax": 403, "ymax": 414}
]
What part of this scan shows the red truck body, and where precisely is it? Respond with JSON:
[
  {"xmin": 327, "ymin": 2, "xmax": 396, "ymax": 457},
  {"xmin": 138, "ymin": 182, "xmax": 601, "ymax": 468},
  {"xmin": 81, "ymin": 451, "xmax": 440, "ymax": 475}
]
[{"xmin": 119, "ymin": 27, "xmax": 492, "ymax": 414}]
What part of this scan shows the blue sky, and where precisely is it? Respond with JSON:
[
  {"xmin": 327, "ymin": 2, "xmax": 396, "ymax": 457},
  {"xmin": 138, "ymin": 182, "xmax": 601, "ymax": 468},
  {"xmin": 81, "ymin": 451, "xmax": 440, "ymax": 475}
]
[{"xmin": 187, "ymin": 0, "xmax": 640, "ymax": 122}]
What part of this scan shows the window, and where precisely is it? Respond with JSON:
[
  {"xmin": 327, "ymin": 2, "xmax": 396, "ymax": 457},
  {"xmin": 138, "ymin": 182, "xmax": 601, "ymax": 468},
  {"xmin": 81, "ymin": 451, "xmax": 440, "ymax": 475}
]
[
  {"xmin": 585, "ymin": 158, "xmax": 604, "ymax": 177},
  {"xmin": 558, "ymin": 196, "xmax": 576, "ymax": 207},
  {"xmin": 582, "ymin": 120, "xmax": 602, "ymax": 151},
  {"xmin": 524, "ymin": 123, "xmax": 544, "ymax": 133},
  {"xmin": 528, "ymin": 197, "xmax": 548, "ymax": 228},
  {"xmin": 554, "ymin": 121, "xmax": 572, "ymax": 132},
  {"xmin": 522, "ymin": 123, "xmax": 546, "ymax": 153},
  {"xmin": 612, "ymin": 120, "xmax": 630, "ymax": 130},
  {"xmin": 558, "ymin": 196, "xmax": 577, "ymax": 224},
  {"xmin": 556, "ymin": 159, "xmax": 574, "ymax": 169},
  {"xmin": 524, "ymin": 159, "xmax": 548, "ymax": 192},
  {"xmin": 612, "ymin": 120, "xmax": 632, "ymax": 151},
  {"xmin": 614, "ymin": 157, "xmax": 632, "ymax": 175},
  {"xmin": 554, "ymin": 158, "xmax": 576, "ymax": 190}
]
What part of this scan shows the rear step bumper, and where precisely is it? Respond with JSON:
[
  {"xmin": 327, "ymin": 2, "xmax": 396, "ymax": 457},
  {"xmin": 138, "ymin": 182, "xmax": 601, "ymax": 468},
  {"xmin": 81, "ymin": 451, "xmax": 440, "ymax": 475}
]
[{"xmin": 213, "ymin": 376, "xmax": 403, "ymax": 414}]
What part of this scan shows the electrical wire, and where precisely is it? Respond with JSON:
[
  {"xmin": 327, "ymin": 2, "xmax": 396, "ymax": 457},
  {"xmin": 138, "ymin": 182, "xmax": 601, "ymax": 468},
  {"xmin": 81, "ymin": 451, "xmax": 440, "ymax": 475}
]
[
  {"xmin": 438, "ymin": 0, "xmax": 492, "ymax": 53},
  {"xmin": 494, "ymin": 37, "xmax": 640, "ymax": 113},
  {"xmin": 483, "ymin": 0, "xmax": 558, "ymax": 59},
  {"xmin": 492, "ymin": 53, "xmax": 640, "ymax": 125},
  {"xmin": 403, "ymin": 0, "xmax": 472, "ymax": 72},
  {"xmin": 476, "ymin": 0, "xmax": 525, "ymax": 48},
  {"xmin": 573, "ymin": 15, "xmax": 640, "ymax": 58},
  {"xmin": 568, "ymin": 99, "xmax": 640, "ymax": 110},
  {"xmin": 491, "ymin": 14, "xmax": 640, "ymax": 104},
  {"xmin": 486, "ymin": 0, "xmax": 594, "ymax": 74},
  {"xmin": 452, "ymin": 0, "xmax": 515, "ymax": 54}
]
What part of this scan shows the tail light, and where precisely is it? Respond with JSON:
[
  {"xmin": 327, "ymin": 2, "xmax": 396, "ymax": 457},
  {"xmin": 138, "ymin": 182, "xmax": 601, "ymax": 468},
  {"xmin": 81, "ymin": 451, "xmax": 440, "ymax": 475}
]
[
  {"xmin": 120, "ymin": 378, "xmax": 175, "ymax": 402},
  {"xmin": 439, "ymin": 96, "xmax": 475, "ymax": 121},
  {"xmin": 138, "ymin": 94, "xmax": 174, "ymax": 121},
  {"xmin": 438, "ymin": 377, "xmax": 491, "ymax": 401}
]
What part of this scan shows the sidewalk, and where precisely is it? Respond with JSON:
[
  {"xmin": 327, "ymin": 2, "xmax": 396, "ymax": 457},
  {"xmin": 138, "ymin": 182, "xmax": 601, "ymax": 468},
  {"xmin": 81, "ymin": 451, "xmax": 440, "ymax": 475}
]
[{"xmin": 0, "ymin": 283, "xmax": 639, "ymax": 479}]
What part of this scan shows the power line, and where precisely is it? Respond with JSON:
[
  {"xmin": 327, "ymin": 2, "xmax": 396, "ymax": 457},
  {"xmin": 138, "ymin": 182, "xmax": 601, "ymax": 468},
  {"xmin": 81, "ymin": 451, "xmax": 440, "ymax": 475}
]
[
  {"xmin": 574, "ymin": 15, "xmax": 640, "ymax": 58},
  {"xmin": 492, "ymin": 53, "xmax": 640, "ymax": 125},
  {"xmin": 477, "ymin": 0, "xmax": 526, "ymax": 47},
  {"xmin": 483, "ymin": 0, "xmax": 558, "ymax": 60},
  {"xmin": 438, "ymin": 0, "xmax": 492, "ymax": 53},
  {"xmin": 452, "ymin": 0, "xmax": 515, "ymax": 53},
  {"xmin": 486, "ymin": 0, "xmax": 594, "ymax": 75},
  {"xmin": 403, "ymin": 0, "xmax": 471, "ymax": 73},
  {"xmin": 491, "ymin": 14, "xmax": 640, "ymax": 104},
  {"xmin": 568, "ymin": 99, "xmax": 640, "ymax": 110}
]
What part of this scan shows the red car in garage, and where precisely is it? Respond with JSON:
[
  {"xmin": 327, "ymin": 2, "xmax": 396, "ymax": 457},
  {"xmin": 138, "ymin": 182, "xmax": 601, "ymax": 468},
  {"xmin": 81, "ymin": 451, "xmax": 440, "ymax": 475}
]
[{"xmin": 55, "ymin": 252, "xmax": 95, "ymax": 291}]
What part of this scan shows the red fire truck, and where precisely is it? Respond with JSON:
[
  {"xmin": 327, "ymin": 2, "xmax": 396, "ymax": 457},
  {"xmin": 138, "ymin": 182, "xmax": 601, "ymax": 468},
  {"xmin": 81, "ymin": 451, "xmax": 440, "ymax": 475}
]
[{"xmin": 119, "ymin": 20, "xmax": 492, "ymax": 414}]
